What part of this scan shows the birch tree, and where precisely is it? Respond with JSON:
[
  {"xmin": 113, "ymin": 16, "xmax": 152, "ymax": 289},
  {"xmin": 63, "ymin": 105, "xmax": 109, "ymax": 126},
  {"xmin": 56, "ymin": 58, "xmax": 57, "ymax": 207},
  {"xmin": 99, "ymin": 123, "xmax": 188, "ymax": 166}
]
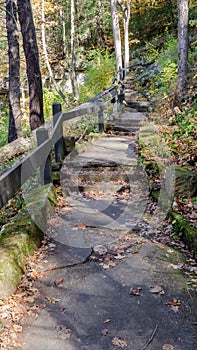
[
  {"xmin": 118, "ymin": 0, "xmax": 131, "ymax": 77},
  {"xmin": 178, "ymin": 0, "xmax": 189, "ymax": 97},
  {"xmin": 71, "ymin": 0, "xmax": 79, "ymax": 100},
  {"xmin": 110, "ymin": 0, "xmax": 123, "ymax": 80},
  {"xmin": 6, "ymin": 0, "xmax": 22, "ymax": 142}
]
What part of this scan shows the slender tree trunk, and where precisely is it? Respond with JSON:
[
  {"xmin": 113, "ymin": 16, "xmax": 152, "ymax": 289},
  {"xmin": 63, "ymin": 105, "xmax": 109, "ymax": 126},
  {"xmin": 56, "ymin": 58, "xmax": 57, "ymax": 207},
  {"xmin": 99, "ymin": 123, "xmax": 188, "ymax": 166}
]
[
  {"xmin": 17, "ymin": 0, "xmax": 44, "ymax": 130},
  {"xmin": 41, "ymin": 0, "xmax": 69, "ymax": 103},
  {"xmin": 118, "ymin": 0, "xmax": 130, "ymax": 77},
  {"xmin": 71, "ymin": 0, "xmax": 79, "ymax": 100},
  {"xmin": 60, "ymin": 7, "xmax": 67, "ymax": 57},
  {"xmin": 110, "ymin": 0, "xmax": 123, "ymax": 80},
  {"xmin": 178, "ymin": 0, "xmax": 189, "ymax": 98},
  {"xmin": 6, "ymin": 0, "xmax": 23, "ymax": 142}
]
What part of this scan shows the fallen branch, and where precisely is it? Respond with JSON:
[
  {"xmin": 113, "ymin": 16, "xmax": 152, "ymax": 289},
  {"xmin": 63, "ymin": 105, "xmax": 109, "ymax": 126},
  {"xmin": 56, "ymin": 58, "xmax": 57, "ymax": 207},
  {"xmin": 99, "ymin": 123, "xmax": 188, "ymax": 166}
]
[
  {"xmin": 140, "ymin": 325, "xmax": 158, "ymax": 350},
  {"xmin": 76, "ymin": 125, "xmax": 89, "ymax": 143}
]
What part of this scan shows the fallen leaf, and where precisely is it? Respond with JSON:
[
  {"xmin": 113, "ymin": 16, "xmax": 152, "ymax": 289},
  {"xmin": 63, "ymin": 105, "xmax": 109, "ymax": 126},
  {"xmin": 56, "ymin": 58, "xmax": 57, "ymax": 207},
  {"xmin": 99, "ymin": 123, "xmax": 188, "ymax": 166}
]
[
  {"xmin": 78, "ymin": 223, "xmax": 86, "ymax": 229},
  {"xmin": 45, "ymin": 296, "xmax": 60, "ymax": 303},
  {"xmin": 56, "ymin": 325, "xmax": 72, "ymax": 340},
  {"xmin": 112, "ymin": 337, "xmax": 127, "ymax": 347},
  {"xmin": 54, "ymin": 278, "xmax": 64, "ymax": 286},
  {"xmin": 149, "ymin": 285, "xmax": 165, "ymax": 294},
  {"xmin": 170, "ymin": 305, "xmax": 180, "ymax": 313},
  {"xmin": 114, "ymin": 254, "xmax": 125, "ymax": 260},
  {"xmin": 102, "ymin": 329, "xmax": 110, "ymax": 336},
  {"xmin": 13, "ymin": 324, "xmax": 22, "ymax": 333},
  {"xmin": 103, "ymin": 319, "xmax": 111, "ymax": 323},
  {"xmin": 130, "ymin": 287, "xmax": 142, "ymax": 296},
  {"xmin": 0, "ymin": 300, "xmax": 6, "ymax": 307},
  {"xmin": 163, "ymin": 344, "xmax": 174, "ymax": 350},
  {"xmin": 31, "ymin": 270, "xmax": 38, "ymax": 278},
  {"xmin": 166, "ymin": 297, "xmax": 181, "ymax": 306}
]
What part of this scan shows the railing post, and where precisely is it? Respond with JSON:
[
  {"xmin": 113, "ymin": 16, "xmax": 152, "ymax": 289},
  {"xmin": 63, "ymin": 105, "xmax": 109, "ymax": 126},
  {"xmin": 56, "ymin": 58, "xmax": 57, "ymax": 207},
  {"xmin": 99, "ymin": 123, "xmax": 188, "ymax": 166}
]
[
  {"xmin": 52, "ymin": 102, "xmax": 65, "ymax": 164},
  {"xmin": 97, "ymin": 99, "xmax": 104, "ymax": 133},
  {"xmin": 36, "ymin": 128, "xmax": 52, "ymax": 185}
]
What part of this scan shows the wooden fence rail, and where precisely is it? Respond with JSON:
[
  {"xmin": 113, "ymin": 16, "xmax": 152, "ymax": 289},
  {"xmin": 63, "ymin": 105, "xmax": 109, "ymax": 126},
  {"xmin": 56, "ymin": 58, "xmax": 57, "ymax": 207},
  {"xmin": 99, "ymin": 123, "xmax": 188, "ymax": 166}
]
[{"xmin": 0, "ymin": 85, "xmax": 121, "ymax": 208}]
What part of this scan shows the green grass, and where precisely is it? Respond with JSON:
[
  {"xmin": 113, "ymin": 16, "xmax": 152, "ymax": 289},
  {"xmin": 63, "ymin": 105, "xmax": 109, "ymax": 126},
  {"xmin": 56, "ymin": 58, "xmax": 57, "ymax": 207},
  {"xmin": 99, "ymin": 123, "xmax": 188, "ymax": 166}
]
[{"xmin": 0, "ymin": 108, "xmax": 9, "ymax": 147}]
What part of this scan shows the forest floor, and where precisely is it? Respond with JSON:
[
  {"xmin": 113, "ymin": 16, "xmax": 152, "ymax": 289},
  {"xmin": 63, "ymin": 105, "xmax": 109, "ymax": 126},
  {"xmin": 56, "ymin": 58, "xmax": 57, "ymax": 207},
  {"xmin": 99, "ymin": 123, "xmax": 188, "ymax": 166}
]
[{"xmin": 0, "ymin": 107, "xmax": 197, "ymax": 349}]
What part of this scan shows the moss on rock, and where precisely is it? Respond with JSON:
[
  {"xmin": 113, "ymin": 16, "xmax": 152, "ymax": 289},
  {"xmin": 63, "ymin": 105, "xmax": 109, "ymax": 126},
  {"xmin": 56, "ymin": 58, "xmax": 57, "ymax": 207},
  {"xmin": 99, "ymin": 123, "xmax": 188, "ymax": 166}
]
[
  {"xmin": 171, "ymin": 211, "xmax": 197, "ymax": 259},
  {"xmin": 0, "ymin": 184, "xmax": 57, "ymax": 297},
  {"xmin": 0, "ymin": 211, "xmax": 43, "ymax": 297}
]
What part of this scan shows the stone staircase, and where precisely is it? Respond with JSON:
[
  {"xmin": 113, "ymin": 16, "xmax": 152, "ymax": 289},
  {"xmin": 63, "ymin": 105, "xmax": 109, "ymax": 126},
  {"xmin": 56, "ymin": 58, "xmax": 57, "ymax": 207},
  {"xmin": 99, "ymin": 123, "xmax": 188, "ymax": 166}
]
[{"xmin": 109, "ymin": 75, "xmax": 150, "ymax": 133}]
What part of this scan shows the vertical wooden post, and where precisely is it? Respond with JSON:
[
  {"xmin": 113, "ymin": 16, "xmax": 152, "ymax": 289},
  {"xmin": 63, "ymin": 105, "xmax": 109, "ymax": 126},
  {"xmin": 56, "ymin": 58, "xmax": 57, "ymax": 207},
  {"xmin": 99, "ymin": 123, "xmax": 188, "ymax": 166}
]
[
  {"xmin": 98, "ymin": 99, "xmax": 104, "ymax": 133},
  {"xmin": 52, "ymin": 102, "xmax": 65, "ymax": 163},
  {"xmin": 36, "ymin": 128, "xmax": 52, "ymax": 185}
]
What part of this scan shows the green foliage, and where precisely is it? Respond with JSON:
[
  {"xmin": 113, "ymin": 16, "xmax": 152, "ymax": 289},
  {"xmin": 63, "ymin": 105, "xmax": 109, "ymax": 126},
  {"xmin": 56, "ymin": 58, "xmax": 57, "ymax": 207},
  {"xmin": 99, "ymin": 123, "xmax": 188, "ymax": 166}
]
[
  {"xmin": 43, "ymin": 87, "xmax": 69, "ymax": 119},
  {"xmin": 144, "ymin": 42, "xmax": 160, "ymax": 62},
  {"xmin": 79, "ymin": 50, "xmax": 115, "ymax": 102},
  {"xmin": 0, "ymin": 108, "xmax": 9, "ymax": 147},
  {"xmin": 155, "ymin": 35, "xmax": 178, "ymax": 95}
]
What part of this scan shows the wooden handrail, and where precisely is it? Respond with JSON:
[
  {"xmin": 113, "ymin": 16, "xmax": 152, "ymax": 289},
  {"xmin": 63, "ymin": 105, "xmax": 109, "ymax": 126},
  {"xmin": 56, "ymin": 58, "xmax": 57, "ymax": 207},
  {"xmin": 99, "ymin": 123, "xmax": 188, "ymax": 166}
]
[{"xmin": 0, "ymin": 84, "xmax": 121, "ymax": 208}]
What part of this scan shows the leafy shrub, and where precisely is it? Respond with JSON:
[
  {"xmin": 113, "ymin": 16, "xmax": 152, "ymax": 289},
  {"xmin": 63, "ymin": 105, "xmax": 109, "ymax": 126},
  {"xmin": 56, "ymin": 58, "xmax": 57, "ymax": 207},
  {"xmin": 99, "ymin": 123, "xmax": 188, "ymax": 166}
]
[
  {"xmin": 0, "ymin": 108, "xmax": 9, "ymax": 147},
  {"xmin": 155, "ymin": 35, "xmax": 178, "ymax": 95},
  {"xmin": 79, "ymin": 50, "xmax": 115, "ymax": 102},
  {"xmin": 43, "ymin": 87, "xmax": 69, "ymax": 119}
]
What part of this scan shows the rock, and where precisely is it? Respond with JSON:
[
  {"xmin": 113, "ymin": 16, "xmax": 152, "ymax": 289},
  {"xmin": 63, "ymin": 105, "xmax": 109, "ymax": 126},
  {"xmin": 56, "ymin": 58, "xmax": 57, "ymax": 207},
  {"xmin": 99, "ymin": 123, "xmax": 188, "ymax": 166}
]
[
  {"xmin": 0, "ymin": 211, "xmax": 43, "ymax": 297},
  {"xmin": 24, "ymin": 183, "xmax": 57, "ymax": 232},
  {"xmin": 93, "ymin": 245, "xmax": 108, "ymax": 256},
  {"xmin": 0, "ymin": 183, "xmax": 57, "ymax": 297},
  {"xmin": 166, "ymin": 166, "xmax": 197, "ymax": 198},
  {"xmin": 171, "ymin": 211, "xmax": 197, "ymax": 258}
]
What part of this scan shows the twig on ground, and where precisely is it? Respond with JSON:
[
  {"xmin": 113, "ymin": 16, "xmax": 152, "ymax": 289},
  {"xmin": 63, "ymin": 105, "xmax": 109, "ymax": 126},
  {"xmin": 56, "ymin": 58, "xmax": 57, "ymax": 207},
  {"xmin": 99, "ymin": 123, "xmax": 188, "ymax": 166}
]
[
  {"xmin": 140, "ymin": 325, "xmax": 158, "ymax": 350},
  {"xmin": 76, "ymin": 125, "xmax": 89, "ymax": 143}
]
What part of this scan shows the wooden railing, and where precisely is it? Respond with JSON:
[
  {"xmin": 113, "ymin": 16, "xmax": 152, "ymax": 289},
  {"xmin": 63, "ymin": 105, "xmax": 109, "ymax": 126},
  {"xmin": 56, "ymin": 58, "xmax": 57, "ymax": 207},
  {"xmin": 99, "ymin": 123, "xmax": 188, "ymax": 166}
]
[{"xmin": 0, "ymin": 84, "xmax": 122, "ymax": 208}]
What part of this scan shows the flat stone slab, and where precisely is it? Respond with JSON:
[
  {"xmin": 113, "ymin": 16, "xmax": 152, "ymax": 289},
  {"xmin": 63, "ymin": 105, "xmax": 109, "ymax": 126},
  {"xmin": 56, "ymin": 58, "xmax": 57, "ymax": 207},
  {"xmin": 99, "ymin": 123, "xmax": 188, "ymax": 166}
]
[{"xmin": 16, "ymin": 231, "xmax": 197, "ymax": 350}]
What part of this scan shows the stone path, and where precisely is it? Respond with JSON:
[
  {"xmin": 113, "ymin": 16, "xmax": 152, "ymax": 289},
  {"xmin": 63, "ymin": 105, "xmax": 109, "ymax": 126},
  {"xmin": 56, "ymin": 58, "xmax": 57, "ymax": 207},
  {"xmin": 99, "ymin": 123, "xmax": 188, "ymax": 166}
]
[{"xmin": 15, "ymin": 89, "xmax": 197, "ymax": 349}]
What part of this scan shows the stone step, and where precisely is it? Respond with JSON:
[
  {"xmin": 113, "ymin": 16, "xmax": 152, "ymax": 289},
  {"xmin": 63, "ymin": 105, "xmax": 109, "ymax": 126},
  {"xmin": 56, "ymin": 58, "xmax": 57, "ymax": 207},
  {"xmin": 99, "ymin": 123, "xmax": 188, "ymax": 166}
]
[
  {"xmin": 62, "ymin": 159, "xmax": 138, "ymax": 171},
  {"xmin": 61, "ymin": 171, "xmax": 131, "ymax": 183},
  {"xmin": 63, "ymin": 183, "xmax": 131, "ymax": 196},
  {"xmin": 109, "ymin": 123, "xmax": 139, "ymax": 133},
  {"xmin": 125, "ymin": 100, "xmax": 150, "ymax": 112}
]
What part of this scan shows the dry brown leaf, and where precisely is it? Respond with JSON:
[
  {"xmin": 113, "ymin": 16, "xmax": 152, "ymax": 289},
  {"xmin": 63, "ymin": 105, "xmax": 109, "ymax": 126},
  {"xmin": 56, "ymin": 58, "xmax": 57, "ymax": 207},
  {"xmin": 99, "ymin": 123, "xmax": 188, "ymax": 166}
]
[
  {"xmin": 149, "ymin": 285, "xmax": 165, "ymax": 294},
  {"xmin": 54, "ymin": 278, "xmax": 64, "ymax": 286},
  {"xmin": 78, "ymin": 223, "xmax": 86, "ymax": 229},
  {"xmin": 112, "ymin": 337, "xmax": 127, "ymax": 347},
  {"xmin": 103, "ymin": 319, "xmax": 111, "ymax": 323},
  {"xmin": 102, "ymin": 329, "xmax": 110, "ymax": 336},
  {"xmin": 163, "ymin": 344, "xmax": 175, "ymax": 350},
  {"xmin": 45, "ymin": 296, "xmax": 60, "ymax": 303},
  {"xmin": 130, "ymin": 287, "xmax": 142, "ymax": 296}
]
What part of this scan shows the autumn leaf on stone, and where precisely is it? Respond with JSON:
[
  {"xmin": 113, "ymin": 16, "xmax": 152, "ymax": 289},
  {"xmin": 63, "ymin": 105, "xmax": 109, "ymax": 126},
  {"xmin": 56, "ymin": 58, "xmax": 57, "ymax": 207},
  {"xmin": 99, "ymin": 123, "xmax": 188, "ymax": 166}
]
[
  {"xmin": 165, "ymin": 298, "xmax": 181, "ymax": 312},
  {"xmin": 130, "ymin": 287, "xmax": 142, "ymax": 296},
  {"xmin": 103, "ymin": 319, "xmax": 111, "ymax": 323},
  {"xmin": 78, "ymin": 223, "xmax": 86, "ymax": 229},
  {"xmin": 55, "ymin": 325, "xmax": 72, "ymax": 340},
  {"xmin": 45, "ymin": 296, "xmax": 60, "ymax": 303},
  {"xmin": 149, "ymin": 285, "xmax": 165, "ymax": 295},
  {"xmin": 54, "ymin": 278, "xmax": 64, "ymax": 286},
  {"xmin": 112, "ymin": 337, "xmax": 127, "ymax": 347},
  {"xmin": 163, "ymin": 344, "xmax": 175, "ymax": 350},
  {"xmin": 102, "ymin": 329, "xmax": 110, "ymax": 336}
]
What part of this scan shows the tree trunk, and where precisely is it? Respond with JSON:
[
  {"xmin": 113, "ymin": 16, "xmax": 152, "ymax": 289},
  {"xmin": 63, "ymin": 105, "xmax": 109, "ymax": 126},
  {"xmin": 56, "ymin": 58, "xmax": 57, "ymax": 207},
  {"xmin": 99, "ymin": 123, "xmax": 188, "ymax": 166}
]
[
  {"xmin": 71, "ymin": 0, "xmax": 79, "ymax": 100},
  {"xmin": 41, "ymin": 0, "xmax": 69, "ymax": 104},
  {"xmin": 17, "ymin": 0, "xmax": 44, "ymax": 130},
  {"xmin": 6, "ymin": 0, "xmax": 23, "ymax": 142},
  {"xmin": 178, "ymin": 0, "xmax": 189, "ymax": 98},
  {"xmin": 118, "ymin": 0, "xmax": 130, "ymax": 77},
  {"xmin": 110, "ymin": 0, "xmax": 123, "ymax": 80}
]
